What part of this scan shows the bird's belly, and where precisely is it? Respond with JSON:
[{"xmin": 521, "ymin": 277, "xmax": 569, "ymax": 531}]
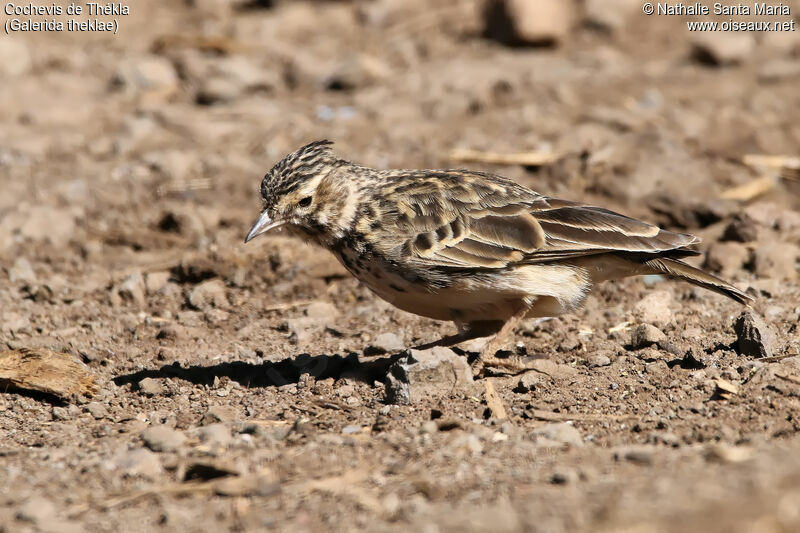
[{"xmin": 334, "ymin": 248, "xmax": 590, "ymax": 323}]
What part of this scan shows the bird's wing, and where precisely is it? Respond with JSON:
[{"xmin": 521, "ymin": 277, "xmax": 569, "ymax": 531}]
[{"xmin": 379, "ymin": 172, "xmax": 698, "ymax": 270}]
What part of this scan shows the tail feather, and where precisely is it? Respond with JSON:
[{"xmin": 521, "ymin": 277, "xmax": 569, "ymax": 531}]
[{"xmin": 644, "ymin": 257, "xmax": 753, "ymax": 305}]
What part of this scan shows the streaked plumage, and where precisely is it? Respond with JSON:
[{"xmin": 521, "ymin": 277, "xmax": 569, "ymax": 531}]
[{"xmin": 246, "ymin": 141, "xmax": 752, "ymax": 374}]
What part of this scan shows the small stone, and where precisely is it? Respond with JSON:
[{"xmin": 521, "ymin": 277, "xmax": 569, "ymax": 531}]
[
  {"xmin": 8, "ymin": 257, "xmax": 36, "ymax": 284},
  {"xmin": 529, "ymin": 358, "xmax": 578, "ymax": 378},
  {"xmin": 753, "ymin": 242, "xmax": 799, "ymax": 280},
  {"xmin": 384, "ymin": 347, "xmax": 473, "ymax": 405},
  {"xmin": 734, "ymin": 310, "xmax": 778, "ymax": 358},
  {"xmin": 366, "ymin": 332, "xmax": 406, "ymax": 354},
  {"xmin": 692, "ymin": 32, "xmax": 755, "ymax": 66},
  {"xmin": 112, "ymin": 56, "xmax": 179, "ymax": 93},
  {"xmin": 586, "ymin": 352, "xmax": 612, "ymax": 368},
  {"xmin": 305, "ymin": 301, "xmax": 340, "ymax": 321},
  {"xmin": 117, "ymin": 272, "xmax": 146, "ymax": 307},
  {"xmin": 324, "ymin": 54, "xmax": 391, "ymax": 91},
  {"xmin": 630, "ymin": 324, "xmax": 667, "ymax": 349},
  {"xmin": 188, "ymin": 279, "xmax": 228, "ymax": 310},
  {"xmin": 633, "ymin": 291, "xmax": 673, "ymax": 326},
  {"xmin": 613, "ymin": 445, "xmax": 655, "ymax": 465},
  {"xmin": 644, "ymin": 360, "xmax": 668, "ymax": 375},
  {"xmin": 484, "ymin": 0, "xmax": 576, "ymax": 45},
  {"xmin": 85, "ymin": 401, "xmax": 108, "ymax": 420},
  {"xmin": 52, "ymin": 406, "xmax": 70, "ymax": 421},
  {"xmin": 722, "ymin": 214, "xmax": 760, "ymax": 242},
  {"xmin": 202, "ymin": 405, "xmax": 237, "ymax": 425},
  {"xmin": 0, "ymin": 38, "xmax": 32, "ymax": 77},
  {"xmin": 141, "ymin": 425, "xmax": 187, "ymax": 452},
  {"xmin": 145, "ymin": 271, "xmax": 171, "ymax": 295},
  {"xmin": 16, "ymin": 496, "xmax": 56, "ymax": 523},
  {"xmin": 551, "ymin": 468, "xmax": 579, "ymax": 484},
  {"xmin": 704, "ymin": 241, "xmax": 750, "ymax": 276},
  {"xmin": 1, "ymin": 311, "xmax": 30, "ymax": 334},
  {"xmin": 198, "ymin": 423, "xmax": 232, "ymax": 447},
  {"xmin": 530, "ymin": 423, "xmax": 583, "ymax": 448},
  {"xmin": 114, "ymin": 447, "xmax": 163, "ymax": 477},
  {"xmin": 584, "ymin": 0, "xmax": 639, "ymax": 31},
  {"xmin": 514, "ymin": 373, "xmax": 541, "ymax": 393},
  {"xmin": 138, "ymin": 377, "xmax": 167, "ymax": 397},
  {"xmin": 758, "ymin": 59, "xmax": 800, "ymax": 83}
]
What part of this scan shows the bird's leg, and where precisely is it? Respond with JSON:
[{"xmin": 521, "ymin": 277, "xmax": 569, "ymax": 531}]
[
  {"xmin": 471, "ymin": 304, "xmax": 532, "ymax": 378},
  {"xmin": 413, "ymin": 321, "xmax": 503, "ymax": 351}
]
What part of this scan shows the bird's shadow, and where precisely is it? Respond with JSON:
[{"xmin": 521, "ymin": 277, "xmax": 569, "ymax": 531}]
[{"xmin": 113, "ymin": 352, "xmax": 404, "ymax": 390}]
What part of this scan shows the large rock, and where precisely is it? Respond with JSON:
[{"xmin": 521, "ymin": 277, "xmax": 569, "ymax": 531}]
[
  {"xmin": 734, "ymin": 310, "xmax": 778, "ymax": 358},
  {"xmin": 384, "ymin": 347, "xmax": 473, "ymax": 405}
]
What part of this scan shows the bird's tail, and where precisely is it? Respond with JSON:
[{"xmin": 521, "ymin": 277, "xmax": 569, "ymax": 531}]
[{"xmin": 644, "ymin": 257, "xmax": 753, "ymax": 305}]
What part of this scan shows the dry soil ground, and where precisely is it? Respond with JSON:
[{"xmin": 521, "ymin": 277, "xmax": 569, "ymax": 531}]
[{"xmin": 1, "ymin": 1, "xmax": 800, "ymax": 532}]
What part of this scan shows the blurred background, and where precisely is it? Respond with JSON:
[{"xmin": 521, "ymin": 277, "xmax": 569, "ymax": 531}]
[{"xmin": 2, "ymin": 2, "xmax": 800, "ymax": 532}]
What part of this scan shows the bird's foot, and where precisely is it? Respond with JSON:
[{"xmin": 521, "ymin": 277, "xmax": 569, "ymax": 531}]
[{"xmin": 471, "ymin": 351, "xmax": 535, "ymax": 378}]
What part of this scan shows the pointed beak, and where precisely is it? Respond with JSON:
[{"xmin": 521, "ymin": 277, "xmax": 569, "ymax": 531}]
[{"xmin": 244, "ymin": 211, "xmax": 285, "ymax": 243}]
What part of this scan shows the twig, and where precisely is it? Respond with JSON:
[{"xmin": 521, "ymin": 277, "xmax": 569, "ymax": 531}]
[
  {"xmin": 529, "ymin": 409, "xmax": 636, "ymax": 422},
  {"xmin": 719, "ymin": 175, "xmax": 776, "ymax": 201},
  {"xmin": 261, "ymin": 300, "xmax": 316, "ymax": 313},
  {"xmin": 483, "ymin": 379, "xmax": 509, "ymax": 420},
  {"xmin": 449, "ymin": 148, "xmax": 563, "ymax": 167},
  {"xmin": 775, "ymin": 373, "xmax": 800, "ymax": 386},
  {"xmin": 742, "ymin": 154, "xmax": 800, "ymax": 170}
]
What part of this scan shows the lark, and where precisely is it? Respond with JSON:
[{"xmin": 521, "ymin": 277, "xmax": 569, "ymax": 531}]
[{"xmin": 245, "ymin": 141, "xmax": 752, "ymax": 375}]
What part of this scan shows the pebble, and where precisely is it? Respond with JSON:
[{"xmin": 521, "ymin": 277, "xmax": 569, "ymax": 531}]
[
  {"xmin": 484, "ymin": 0, "xmax": 575, "ymax": 45},
  {"xmin": 0, "ymin": 39, "xmax": 32, "ymax": 77},
  {"xmin": 734, "ymin": 310, "xmax": 778, "ymax": 358},
  {"xmin": 366, "ymin": 332, "xmax": 406, "ymax": 354},
  {"xmin": 188, "ymin": 279, "xmax": 228, "ymax": 310},
  {"xmin": 722, "ymin": 214, "xmax": 759, "ymax": 242},
  {"xmin": 513, "ymin": 373, "xmax": 541, "ymax": 393},
  {"xmin": 145, "ymin": 271, "xmax": 171, "ymax": 295},
  {"xmin": 753, "ymin": 242, "xmax": 799, "ymax": 280},
  {"xmin": 613, "ymin": 445, "xmax": 655, "ymax": 465},
  {"xmin": 692, "ymin": 32, "xmax": 755, "ymax": 66},
  {"xmin": 141, "ymin": 425, "xmax": 187, "ymax": 452},
  {"xmin": 306, "ymin": 302, "xmax": 339, "ymax": 324},
  {"xmin": 112, "ymin": 56, "xmax": 179, "ymax": 93},
  {"xmin": 529, "ymin": 358, "xmax": 578, "ymax": 378},
  {"xmin": 8, "ymin": 257, "xmax": 36, "ymax": 284},
  {"xmin": 704, "ymin": 241, "xmax": 750, "ymax": 276},
  {"xmin": 584, "ymin": 0, "xmax": 639, "ymax": 31},
  {"xmin": 384, "ymin": 347, "xmax": 473, "ymax": 405},
  {"xmin": 16, "ymin": 496, "xmax": 56, "ymax": 523},
  {"xmin": 530, "ymin": 422, "xmax": 583, "ymax": 448},
  {"xmin": 633, "ymin": 290, "xmax": 673, "ymax": 326},
  {"xmin": 630, "ymin": 324, "xmax": 667, "ymax": 349},
  {"xmin": 551, "ymin": 468, "xmax": 579, "ymax": 485},
  {"xmin": 138, "ymin": 377, "xmax": 167, "ymax": 397},
  {"xmin": 198, "ymin": 423, "xmax": 232, "ymax": 447},
  {"xmin": 114, "ymin": 447, "xmax": 163, "ymax": 477},
  {"xmin": 586, "ymin": 352, "xmax": 612, "ymax": 368},
  {"xmin": 85, "ymin": 401, "xmax": 108, "ymax": 420},
  {"xmin": 202, "ymin": 404, "xmax": 238, "ymax": 425},
  {"xmin": 117, "ymin": 272, "xmax": 146, "ymax": 307}
]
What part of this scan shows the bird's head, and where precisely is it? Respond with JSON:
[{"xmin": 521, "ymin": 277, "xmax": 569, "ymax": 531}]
[{"xmin": 245, "ymin": 140, "xmax": 354, "ymax": 245}]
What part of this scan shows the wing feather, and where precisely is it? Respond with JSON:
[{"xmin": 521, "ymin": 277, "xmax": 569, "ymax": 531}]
[{"xmin": 375, "ymin": 171, "xmax": 698, "ymax": 271}]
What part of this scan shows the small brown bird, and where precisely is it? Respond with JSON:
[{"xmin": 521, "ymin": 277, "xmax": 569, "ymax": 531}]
[{"xmin": 245, "ymin": 141, "xmax": 751, "ymax": 375}]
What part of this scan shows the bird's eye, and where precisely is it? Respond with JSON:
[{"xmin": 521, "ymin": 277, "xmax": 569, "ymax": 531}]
[{"xmin": 298, "ymin": 196, "xmax": 312, "ymax": 208}]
